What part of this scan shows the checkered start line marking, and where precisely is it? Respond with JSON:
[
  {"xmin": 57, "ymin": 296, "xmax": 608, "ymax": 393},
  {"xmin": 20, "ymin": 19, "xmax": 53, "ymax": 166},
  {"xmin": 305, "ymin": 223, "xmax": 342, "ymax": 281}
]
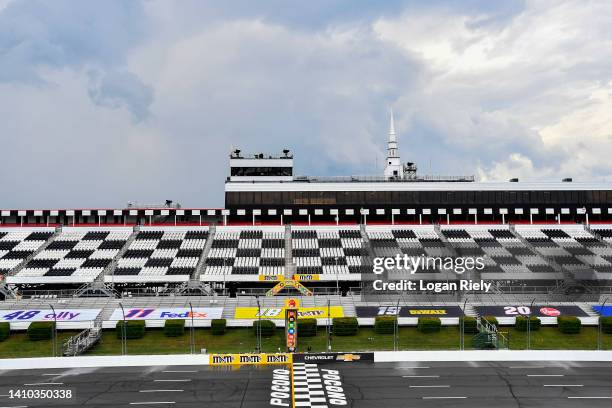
[
  {"xmin": 292, "ymin": 363, "xmax": 348, "ymax": 408},
  {"xmin": 270, "ymin": 363, "xmax": 348, "ymax": 408}
]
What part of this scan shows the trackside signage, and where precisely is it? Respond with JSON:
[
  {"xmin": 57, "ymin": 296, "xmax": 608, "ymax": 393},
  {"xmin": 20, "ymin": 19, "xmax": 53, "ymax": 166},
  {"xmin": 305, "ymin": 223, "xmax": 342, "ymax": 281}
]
[
  {"xmin": 234, "ymin": 306, "xmax": 344, "ymax": 319},
  {"xmin": 356, "ymin": 306, "xmax": 463, "ymax": 318},
  {"xmin": 592, "ymin": 306, "xmax": 612, "ymax": 316},
  {"xmin": 209, "ymin": 353, "xmax": 292, "ymax": 366},
  {"xmin": 109, "ymin": 307, "xmax": 223, "ymax": 321},
  {"xmin": 293, "ymin": 352, "xmax": 374, "ymax": 364},
  {"xmin": 474, "ymin": 305, "xmax": 588, "ymax": 317},
  {"xmin": 0, "ymin": 309, "xmax": 101, "ymax": 322}
]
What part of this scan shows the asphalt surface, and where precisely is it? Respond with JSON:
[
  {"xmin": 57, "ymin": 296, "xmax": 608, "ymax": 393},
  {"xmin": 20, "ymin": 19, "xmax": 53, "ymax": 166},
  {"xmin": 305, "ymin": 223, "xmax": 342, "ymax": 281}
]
[{"xmin": 0, "ymin": 361, "xmax": 611, "ymax": 407}]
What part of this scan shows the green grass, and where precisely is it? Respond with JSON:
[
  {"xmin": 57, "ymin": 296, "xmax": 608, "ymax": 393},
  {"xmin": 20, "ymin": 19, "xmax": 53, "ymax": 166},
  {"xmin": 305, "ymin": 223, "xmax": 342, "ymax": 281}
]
[
  {"xmin": 85, "ymin": 326, "xmax": 612, "ymax": 354},
  {"xmin": 84, "ymin": 327, "xmax": 461, "ymax": 355},
  {"xmin": 0, "ymin": 331, "xmax": 80, "ymax": 359},
  {"xmin": 503, "ymin": 326, "xmax": 609, "ymax": 350},
  {"xmin": 0, "ymin": 326, "xmax": 611, "ymax": 359}
]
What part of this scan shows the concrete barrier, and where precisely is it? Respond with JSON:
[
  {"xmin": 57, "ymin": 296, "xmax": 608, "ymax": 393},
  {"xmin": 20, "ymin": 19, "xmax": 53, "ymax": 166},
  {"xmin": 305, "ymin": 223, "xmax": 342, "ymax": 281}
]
[
  {"xmin": 0, "ymin": 354, "xmax": 211, "ymax": 370},
  {"xmin": 374, "ymin": 350, "xmax": 612, "ymax": 362}
]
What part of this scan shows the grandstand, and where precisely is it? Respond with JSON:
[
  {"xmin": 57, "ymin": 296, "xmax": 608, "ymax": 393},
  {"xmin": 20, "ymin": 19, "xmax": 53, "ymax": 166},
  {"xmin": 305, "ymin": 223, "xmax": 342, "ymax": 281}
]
[
  {"xmin": 1, "ymin": 117, "xmax": 612, "ymax": 301},
  {"xmin": 1, "ymin": 223, "xmax": 612, "ymax": 300}
]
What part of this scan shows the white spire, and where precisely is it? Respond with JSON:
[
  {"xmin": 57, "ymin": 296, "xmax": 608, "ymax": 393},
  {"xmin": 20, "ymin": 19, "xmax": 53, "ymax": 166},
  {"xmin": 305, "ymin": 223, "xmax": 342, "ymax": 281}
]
[
  {"xmin": 389, "ymin": 109, "xmax": 396, "ymax": 142},
  {"xmin": 384, "ymin": 108, "xmax": 403, "ymax": 179},
  {"xmin": 387, "ymin": 109, "xmax": 398, "ymax": 158}
]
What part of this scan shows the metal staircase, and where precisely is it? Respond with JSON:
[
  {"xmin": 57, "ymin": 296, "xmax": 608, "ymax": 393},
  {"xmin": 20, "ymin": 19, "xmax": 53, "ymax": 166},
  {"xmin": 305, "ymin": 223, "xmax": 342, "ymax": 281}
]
[
  {"xmin": 194, "ymin": 224, "xmax": 216, "ymax": 280},
  {"xmin": 73, "ymin": 281, "xmax": 118, "ymax": 298},
  {"xmin": 284, "ymin": 224, "xmax": 293, "ymax": 275},
  {"xmin": 62, "ymin": 325, "xmax": 102, "ymax": 356},
  {"xmin": 0, "ymin": 283, "xmax": 18, "ymax": 300}
]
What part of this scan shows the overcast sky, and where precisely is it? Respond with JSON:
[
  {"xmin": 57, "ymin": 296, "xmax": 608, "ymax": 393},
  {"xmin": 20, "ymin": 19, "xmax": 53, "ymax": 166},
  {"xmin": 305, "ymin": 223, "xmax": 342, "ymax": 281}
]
[{"xmin": 1, "ymin": 0, "xmax": 612, "ymax": 208}]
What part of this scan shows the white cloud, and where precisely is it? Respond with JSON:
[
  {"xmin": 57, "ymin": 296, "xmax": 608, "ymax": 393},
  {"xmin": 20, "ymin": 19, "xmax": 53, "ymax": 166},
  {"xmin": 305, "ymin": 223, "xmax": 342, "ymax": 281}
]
[
  {"xmin": 2, "ymin": 0, "xmax": 612, "ymax": 207},
  {"xmin": 373, "ymin": 0, "xmax": 612, "ymax": 181},
  {"xmin": 477, "ymin": 153, "xmax": 551, "ymax": 182},
  {"xmin": 0, "ymin": 0, "xmax": 13, "ymax": 11}
]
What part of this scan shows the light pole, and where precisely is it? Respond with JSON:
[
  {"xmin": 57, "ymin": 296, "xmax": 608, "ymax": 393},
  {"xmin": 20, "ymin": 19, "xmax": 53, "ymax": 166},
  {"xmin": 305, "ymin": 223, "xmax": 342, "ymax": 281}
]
[
  {"xmin": 334, "ymin": 257, "xmax": 339, "ymax": 296},
  {"xmin": 598, "ymin": 298, "xmax": 608, "ymax": 351},
  {"xmin": 119, "ymin": 302, "xmax": 127, "ymax": 355},
  {"xmin": 394, "ymin": 299, "xmax": 400, "ymax": 351},
  {"xmin": 189, "ymin": 302, "xmax": 195, "ymax": 354},
  {"xmin": 49, "ymin": 304, "xmax": 57, "ymax": 357},
  {"xmin": 327, "ymin": 298, "xmax": 332, "ymax": 351},
  {"xmin": 461, "ymin": 298, "xmax": 469, "ymax": 351},
  {"xmin": 256, "ymin": 296, "xmax": 261, "ymax": 353},
  {"xmin": 223, "ymin": 259, "xmax": 227, "ymax": 296},
  {"xmin": 527, "ymin": 299, "xmax": 536, "ymax": 350}
]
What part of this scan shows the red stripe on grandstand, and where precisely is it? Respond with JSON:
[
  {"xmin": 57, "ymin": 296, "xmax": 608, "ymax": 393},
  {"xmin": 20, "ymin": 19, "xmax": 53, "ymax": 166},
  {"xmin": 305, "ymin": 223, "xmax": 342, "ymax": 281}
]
[{"xmin": 0, "ymin": 220, "xmax": 600, "ymax": 227}]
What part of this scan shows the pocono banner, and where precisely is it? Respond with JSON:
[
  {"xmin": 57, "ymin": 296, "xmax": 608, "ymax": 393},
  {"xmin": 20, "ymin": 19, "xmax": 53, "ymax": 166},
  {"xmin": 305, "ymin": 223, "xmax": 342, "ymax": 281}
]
[
  {"xmin": 234, "ymin": 306, "xmax": 344, "ymax": 319},
  {"xmin": 474, "ymin": 305, "xmax": 588, "ymax": 317},
  {"xmin": 356, "ymin": 306, "xmax": 463, "ymax": 318},
  {"xmin": 0, "ymin": 309, "xmax": 101, "ymax": 322},
  {"xmin": 109, "ymin": 307, "xmax": 223, "ymax": 321}
]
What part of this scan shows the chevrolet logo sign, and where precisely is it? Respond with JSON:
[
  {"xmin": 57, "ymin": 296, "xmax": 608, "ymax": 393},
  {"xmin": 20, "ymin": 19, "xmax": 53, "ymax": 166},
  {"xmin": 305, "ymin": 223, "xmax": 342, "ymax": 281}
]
[{"xmin": 336, "ymin": 354, "xmax": 361, "ymax": 362}]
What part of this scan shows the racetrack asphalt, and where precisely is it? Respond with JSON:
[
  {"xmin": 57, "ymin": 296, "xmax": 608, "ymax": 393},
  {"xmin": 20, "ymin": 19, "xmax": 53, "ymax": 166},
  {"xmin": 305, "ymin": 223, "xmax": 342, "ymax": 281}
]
[{"xmin": 0, "ymin": 360, "xmax": 611, "ymax": 407}]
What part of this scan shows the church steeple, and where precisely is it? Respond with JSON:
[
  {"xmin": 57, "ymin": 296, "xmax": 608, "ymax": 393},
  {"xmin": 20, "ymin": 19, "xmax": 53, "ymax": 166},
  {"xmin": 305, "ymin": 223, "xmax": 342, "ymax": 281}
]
[{"xmin": 384, "ymin": 109, "xmax": 403, "ymax": 179}]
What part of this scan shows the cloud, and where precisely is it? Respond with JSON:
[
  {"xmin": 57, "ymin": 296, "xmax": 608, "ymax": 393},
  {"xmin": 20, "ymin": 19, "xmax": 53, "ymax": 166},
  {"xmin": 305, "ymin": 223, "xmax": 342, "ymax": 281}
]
[
  {"xmin": 373, "ymin": 0, "xmax": 612, "ymax": 180},
  {"xmin": 87, "ymin": 70, "xmax": 154, "ymax": 121},
  {"xmin": 0, "ymin": 0, "xmax": 13, "ymax": 11},
  {"xmin": 133, "ymin": 18, "xmax": 421, "ymax": 176},
  {"xmin": 1, "ymin": 0, "xmax": 612, "ymax": 208},
  {"xmin": 0, "ymin": 0, "xmax": 151, "ymax": 119}
]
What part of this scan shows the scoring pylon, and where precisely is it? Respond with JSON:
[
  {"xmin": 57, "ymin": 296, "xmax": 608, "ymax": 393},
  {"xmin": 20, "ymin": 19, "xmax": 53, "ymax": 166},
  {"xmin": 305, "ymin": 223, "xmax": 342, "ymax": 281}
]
[{"xmin": 285, "ymin": 298, "xmax": 299, "ymax": 352}]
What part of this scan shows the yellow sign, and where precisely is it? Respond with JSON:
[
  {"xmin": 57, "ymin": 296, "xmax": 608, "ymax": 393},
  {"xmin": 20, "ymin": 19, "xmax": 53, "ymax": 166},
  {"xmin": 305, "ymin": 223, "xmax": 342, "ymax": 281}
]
[
  {"xmin": 294, "ymin": 274, "xmax": 320, "ymax": 281},
  {"xmin": 234, "ymin": 306, "xmax": 344, "ymax": 319},
  {"xmin": 209, "ymin": 353, "xmax": 292, "ymax": 366},
  {"xmin": 407, "ymin": 309, "xmax": 448, "ymax": 315},
  {"xmin": 259, "ymin": 275, "xmax": 284, "ymax": 281},
  {"xmin": 266, "ymin": 280, "xmax": 313, "ymax": 296}
]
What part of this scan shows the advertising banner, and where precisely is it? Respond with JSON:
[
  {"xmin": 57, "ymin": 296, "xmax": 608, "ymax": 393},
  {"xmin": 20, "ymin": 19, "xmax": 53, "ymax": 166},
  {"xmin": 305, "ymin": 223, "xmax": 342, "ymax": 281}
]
[
  {"xmin": 474, "ymin": 305, "xmax": 588, "ymax": 317},
  {"xmin": 592, "ymin": 305, "xmax": 612, "ymax": 316},
  {"xmin": 293, "ymin": 352, "xmax": 374, "ymax": 364},
  {"xmin": 234, "ymin": 306, "xmax": 344, "ymax": 319},
  {"xmin": 108, "ymin": 307, "xmax": 223, "ymax": 321},
  {"xmin": 294, "ymin": 274, "xmax": 320, "ymax": 281},
  {"xmin": 0, "ymin": 309, "xmax": 101, "ymax": 322},
  {"xmin": 259, "ymin": 275, "xmax": 282, "ymax": 281},
  {"xmin": 355, "ymin": 306, "xmax": 463, "ymax": 318},
  {"xmin": 209, "ymin": 353, "xmax": 292, "ymax": 366}
]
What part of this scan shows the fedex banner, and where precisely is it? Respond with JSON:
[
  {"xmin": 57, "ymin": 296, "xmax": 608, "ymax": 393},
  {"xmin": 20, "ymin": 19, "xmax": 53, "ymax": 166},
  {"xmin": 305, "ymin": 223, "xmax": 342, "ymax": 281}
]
[
  {"xmin": 109, "ymin": 307, "xmax": 223, "ymax": 321},
  {"xmin": 0, "ymin": 309, "xmax": 101, "ymax": 322},
  {"xmin": 474, "ymin": 305, "xmax": 588, "ymax": 317}
]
